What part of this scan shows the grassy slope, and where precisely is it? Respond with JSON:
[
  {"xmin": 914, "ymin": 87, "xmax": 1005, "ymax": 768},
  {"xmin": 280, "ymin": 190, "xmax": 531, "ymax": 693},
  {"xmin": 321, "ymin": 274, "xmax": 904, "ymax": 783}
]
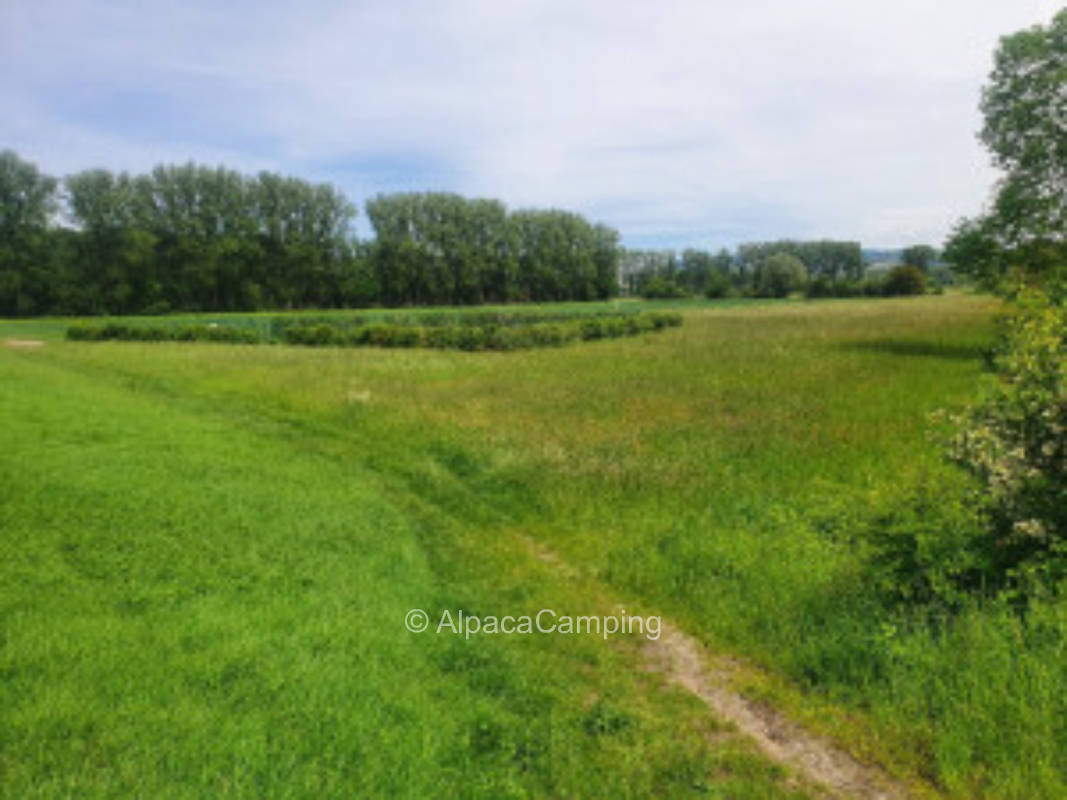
[
  {"xmin": 0, "ymin": 333, "xmax": 809, "ymax": 798},
  {"xmin": 3, "ymin": 293, "xmax": 1064, "ymax": 798}
]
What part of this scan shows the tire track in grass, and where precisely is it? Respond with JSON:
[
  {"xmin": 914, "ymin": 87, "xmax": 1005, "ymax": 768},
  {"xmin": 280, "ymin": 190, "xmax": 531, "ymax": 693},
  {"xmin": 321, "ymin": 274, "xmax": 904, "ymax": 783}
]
[
  {"xmin": 642, "ymin": 620, "xmax": 906, "ymax": 800},
  {"xmin": 520, "ymin": 534, "xmax": 912, "ymax": 800}
]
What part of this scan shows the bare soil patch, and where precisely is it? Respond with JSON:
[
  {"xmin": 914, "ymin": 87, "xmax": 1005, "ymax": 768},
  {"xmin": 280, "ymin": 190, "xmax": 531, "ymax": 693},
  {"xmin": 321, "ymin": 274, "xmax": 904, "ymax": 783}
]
[
  {"xmin": 520, "ymin": 534, "xmax": 912, "ymax": 799},
  {"xmin": 3, "ymin": 339, "xmax": 46, "ymax": 349},
  {"xmin": 643, "ymin": 618, "xmax": 909, "ymax": 799}
]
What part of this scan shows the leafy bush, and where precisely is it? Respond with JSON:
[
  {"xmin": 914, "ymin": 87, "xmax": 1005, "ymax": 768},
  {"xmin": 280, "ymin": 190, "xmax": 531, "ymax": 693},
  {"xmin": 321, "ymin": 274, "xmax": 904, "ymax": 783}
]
[
  {"xmin": 861, "ymin": 480, "xmax": 993, "ymax": 611},
  {"xmin": 579, "ymin": 318, "xmax": 607, "ymax": 340},
  {"xmin": 704, "ymin": 271, "xmax": 732, "ymax": 299},
  {"xmin": 646, "ymin": 311, "xmax": 683, "ymax": 330},
  {"xmin": 805, "ymin": 277, "xmax": 868, "ymax": 298},
  {"xmin": 283, "ymin": 323, "xmax": 339, "ymax": 346},
  {"xmin": 639, "ymin": 277, "xmax": 688, "ymax": 299},
  {"xmin": 942, "ymin": 289, "xmax": 1066, "ymax": 588},
  {"xmin": 883, "ymin": 265, "xmax": 927, "ymax": 296},
  {"xmin": 66, "ymin": 322, "xmax": 262, "ymax": 344},
  {"xmin": 863, "ymin": 288, "xmax": 1066, "ymax": 608}
]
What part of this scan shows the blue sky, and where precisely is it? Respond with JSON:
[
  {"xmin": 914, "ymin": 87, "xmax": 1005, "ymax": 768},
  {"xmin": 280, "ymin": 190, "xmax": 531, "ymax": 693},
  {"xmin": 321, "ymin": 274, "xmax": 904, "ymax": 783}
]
[{"xmin": 1, "ymin": 0, "xmax": 1062, "ymax": 249}]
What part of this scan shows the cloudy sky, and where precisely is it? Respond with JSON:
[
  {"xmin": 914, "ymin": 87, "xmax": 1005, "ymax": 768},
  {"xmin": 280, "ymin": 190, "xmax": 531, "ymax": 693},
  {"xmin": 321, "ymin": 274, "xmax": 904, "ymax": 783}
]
[{"xmin": 1, "ymin": 1, "xmax": 1062, "ymax": 249}]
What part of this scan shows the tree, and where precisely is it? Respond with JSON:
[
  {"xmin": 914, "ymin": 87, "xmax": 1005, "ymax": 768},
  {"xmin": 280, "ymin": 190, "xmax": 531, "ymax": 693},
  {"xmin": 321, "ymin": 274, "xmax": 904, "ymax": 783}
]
[
  {"xmin": 901, "ymin": 245, "xmax": 938, "ymax": 273},
  {"xmin": 755, "ymin": 252, "xmax": 807, "ymax": 298},
  {"xmin": 737, "ymin": 240, "xmax": 863, "ymax": 284},
  {"xmin": 927, "ymin": 12, "xmax": 1067, "ymax": 602},
  {"xmin": 0, "ymin": 150, "xmax": 58, "ymax": 315},
  {"xmin": 944, "ymin": 9, "xmax": 1067, "ymax": 290}
]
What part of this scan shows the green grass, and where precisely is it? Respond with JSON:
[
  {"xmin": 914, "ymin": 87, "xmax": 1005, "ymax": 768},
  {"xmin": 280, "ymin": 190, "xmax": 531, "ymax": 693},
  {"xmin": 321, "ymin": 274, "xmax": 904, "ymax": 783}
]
[
  {"xmin": 0, "ymin": 325, "xmax": 813, "ymax": 798},
  {"xmin": 3, "ymin": 291, "xmax": 1064, "ymax": 798}
]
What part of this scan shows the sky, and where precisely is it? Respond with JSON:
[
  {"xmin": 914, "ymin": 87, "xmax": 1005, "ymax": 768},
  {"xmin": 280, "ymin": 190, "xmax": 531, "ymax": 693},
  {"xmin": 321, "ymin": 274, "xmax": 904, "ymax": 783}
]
[{"xmin": 1, "ymin": 0, "xmax": 1063, "ymax": 250}]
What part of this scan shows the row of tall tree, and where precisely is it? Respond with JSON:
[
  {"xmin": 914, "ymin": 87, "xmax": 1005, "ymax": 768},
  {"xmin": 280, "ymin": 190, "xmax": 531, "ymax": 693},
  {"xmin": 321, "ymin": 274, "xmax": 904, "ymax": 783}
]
[
  {"xmin": 619, "ymin": 240, "xmax": 866, "ymax": 297},
  {"xmin": 366, "ymin": 193, "xmax": 619, "ymax": 305},
  {"xmin": 0, "ymin": 151, "xmax": 621, "ymax": 315}
]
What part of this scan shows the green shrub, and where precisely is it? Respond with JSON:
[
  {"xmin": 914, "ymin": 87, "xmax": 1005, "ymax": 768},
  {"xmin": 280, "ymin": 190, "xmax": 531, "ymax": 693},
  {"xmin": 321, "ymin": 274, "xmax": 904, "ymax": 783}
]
[
  {"xmin": 454, "ymin": 326, "xmax": 487, "ymax": 351},
  {"xmin": 421, "ymin": 326, "xmax": 457, "ymax": 349},
  {"xmin": 579, "ymin": 318, "xmax": 606, "ymax": 340},
  {"xmin": 624, "ymin": 315, "xmax": 655, "ymax": 335},
  {"xmin": 863, "ymin": 287, "xmax": 1066, "ymax": 608},
  {"xmin": 639, "ymin": 276, "xmax": 689, "ymax": 299},
  {"xmin": 283, "ymin": 323, "xmax": 339, "ymax": 346},
  {"xmin": 883, "ymin": 265, "xmax": 927, "ymax": 296},
  {"xmin": 806, "ymin": 277, "xmax": 864, "ymax": 299},
  {"xmin": 390, "ymin": 326, "xmax": 424, "ymax": 348},
  {"xmin": 66, "ymin": 310, "xmax": 680, "ymax": 352},
  {"xmin": 646, "ymin": 312, "xmax": 682, "ymax": 330},
  {"xmin": 66, "ymin": 324, "xmax": 100, "ymax": 341},
  {"xmin": 861, "ymin": 480, "xmax": 993, "ymax": 611},
  {"xmin": 528, "ymin": 323, "xmax": 566, "ymax": 347},
  {"xmin": 704, "ymin": 271, "xmax": 732, "ymax": 299},
  {"xmin": 942, "ymin": 288, "xmax": 1066, "ymax": 590},
  {"xmin": 602, "ymin": 317, "xmax": 625, "ymax": 338}
]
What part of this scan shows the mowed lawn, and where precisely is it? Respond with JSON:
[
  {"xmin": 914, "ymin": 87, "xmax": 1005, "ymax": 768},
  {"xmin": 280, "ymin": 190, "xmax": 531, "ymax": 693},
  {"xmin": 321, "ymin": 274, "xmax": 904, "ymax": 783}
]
[{"xmin": 4, "ymin": 293, "xmax": 1065, "ymax": 798}]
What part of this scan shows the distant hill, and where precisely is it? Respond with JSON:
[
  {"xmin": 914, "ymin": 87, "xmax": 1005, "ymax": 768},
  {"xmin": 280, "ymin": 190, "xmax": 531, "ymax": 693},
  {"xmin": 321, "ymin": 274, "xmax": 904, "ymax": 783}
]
[{"xmin": 862, "ymin": 248, "xmax": 902, "ymax": 265}]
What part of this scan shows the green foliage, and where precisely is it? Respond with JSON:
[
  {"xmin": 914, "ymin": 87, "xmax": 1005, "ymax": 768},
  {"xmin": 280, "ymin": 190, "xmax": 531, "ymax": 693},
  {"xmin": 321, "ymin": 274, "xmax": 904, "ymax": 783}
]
[
  {"xmin": 68, "ymin": 311, "xmax": 683, "ymax": 352},
  {"xmin": 943, "ymin": 289, "xmax": 1067, "ymax": 587},
  {"xmin": 0, "ymin": 150, "xmax": 59, "ymax": 316},
  {"xmin": 2, "ymin": 152, "xmax": 624, "ymax": 317},
  {"xmin": 367, "ymin": 193, "xmax": 620, "ymax": 306},
  {"xmin": 859, "ymin": 287, "xmax": 1065, "ymax": 620},
  {"xmin": 638, "ymin": 275, "xmax": 689, "ymax": 299},
  {"xmin": 737, "ymin": 240, "xmax": 864, "ymax": 282},
  {"xmin": 703, "ymin": 269, "xmax": 733, "ymax": 299},
  {"xmin": 805, "ymin": 276, "xmax": 895, "ymax": 298},
  {"xmin": 861, "ymin": 480, "xmax": 993, "ymax": 611},
  {"xmin": 944, "ymin": 10, "xmax": 1067, "ymax": 290},
  {"xmin": 901, "ymin": 244, "xmax": 939, "ymax": 273},
  {"xmin": 882, "ymin": 265, "xmax": 927, "ymax": 296},
  {"xmin": 755, "ymin": 252, "xmax": 807, "ymax": 298},
  {"xmin": 621, "ymin": 248, "xmax": 742, "ymax": 298},
  {"xmin": 67, "ymin": 322, "xmax": 263, "ymax": 344}
]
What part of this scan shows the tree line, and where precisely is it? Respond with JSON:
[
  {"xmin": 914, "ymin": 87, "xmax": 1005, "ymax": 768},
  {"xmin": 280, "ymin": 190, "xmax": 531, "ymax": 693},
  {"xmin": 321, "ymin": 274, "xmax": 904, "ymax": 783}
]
[
  {"xmin": 0, "ymin": 151, "xmax": 621, "ymax": 316},
  {"xmin": 621, "ymin": 240, "xmax": 879, "ymax": 298}
]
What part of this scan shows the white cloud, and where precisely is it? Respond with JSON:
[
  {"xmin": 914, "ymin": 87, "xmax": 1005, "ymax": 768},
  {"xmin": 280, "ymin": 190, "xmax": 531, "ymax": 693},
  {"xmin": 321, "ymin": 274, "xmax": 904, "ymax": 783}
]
[{"xmin": 1, "ymin": 0, "xmax": 1062, "ymax": 247}]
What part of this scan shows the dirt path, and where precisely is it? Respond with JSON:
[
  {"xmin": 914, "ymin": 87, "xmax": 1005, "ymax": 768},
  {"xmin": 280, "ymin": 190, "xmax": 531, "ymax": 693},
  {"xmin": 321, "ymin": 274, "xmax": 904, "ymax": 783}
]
[
  {"xmin": 3, "ymin": 338, "xmax": 46, "ymax": 349},
  {"xmin": 643, "ymin": 618, "xmax": 907, "ymax": 800},
  {"xmin": 520, "ymin": 535, "xmax": 912, "ymax": 800}
]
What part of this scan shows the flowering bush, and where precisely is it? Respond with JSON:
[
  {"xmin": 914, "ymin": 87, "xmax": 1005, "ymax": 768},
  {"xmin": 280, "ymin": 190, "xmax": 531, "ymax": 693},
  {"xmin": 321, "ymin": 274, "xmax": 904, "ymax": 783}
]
[{"xmin": 945, "ymin": 287, "xmax": 1066, "ymax": 585}]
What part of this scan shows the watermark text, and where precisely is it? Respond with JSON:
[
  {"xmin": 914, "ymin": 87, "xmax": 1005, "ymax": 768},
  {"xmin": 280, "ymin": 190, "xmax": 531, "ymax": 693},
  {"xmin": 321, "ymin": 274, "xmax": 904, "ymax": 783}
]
[{"xmin": 404, "ymin": 608, "xmax": 661, "ymax": 641}]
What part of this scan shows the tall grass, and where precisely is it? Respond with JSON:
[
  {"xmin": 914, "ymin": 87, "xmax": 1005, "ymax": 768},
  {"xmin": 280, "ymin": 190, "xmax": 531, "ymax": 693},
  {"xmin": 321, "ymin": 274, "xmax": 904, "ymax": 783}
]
[{"xmin": 0, "ymin": 338, "xmax": 810, "ymax": 798}]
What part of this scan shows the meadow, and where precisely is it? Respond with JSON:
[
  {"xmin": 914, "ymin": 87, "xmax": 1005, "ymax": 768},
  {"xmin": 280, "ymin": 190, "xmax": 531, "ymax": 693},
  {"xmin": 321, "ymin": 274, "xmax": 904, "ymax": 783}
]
[{"xmin": 3, "ymin": 293, "xmax": 1064, "ymax": 798}]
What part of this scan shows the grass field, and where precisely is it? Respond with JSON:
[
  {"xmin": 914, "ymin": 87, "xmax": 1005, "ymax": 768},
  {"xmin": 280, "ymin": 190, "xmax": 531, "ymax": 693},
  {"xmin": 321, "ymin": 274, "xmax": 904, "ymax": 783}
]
[{"xmin": 3, "ymin": 293, "xmax": 1064, "ymax": 798}]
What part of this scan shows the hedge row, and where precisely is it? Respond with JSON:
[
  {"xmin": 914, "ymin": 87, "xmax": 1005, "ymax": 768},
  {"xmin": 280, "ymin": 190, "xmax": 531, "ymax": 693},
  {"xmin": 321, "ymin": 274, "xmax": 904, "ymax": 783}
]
[
  {"xmin": 66, "ymin": 312, "xmax": 683, "ymax": 351},
  {"xmin": 66, "ymin": 322, "xmax": 263, "ymax": 343},
  {"xmin": 266, "ymin": 308, "xmax": 646, "ymax": 338},
  {"xmin": 281, "ymin": 311, "xmax": 680, "ymax": 350}
]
